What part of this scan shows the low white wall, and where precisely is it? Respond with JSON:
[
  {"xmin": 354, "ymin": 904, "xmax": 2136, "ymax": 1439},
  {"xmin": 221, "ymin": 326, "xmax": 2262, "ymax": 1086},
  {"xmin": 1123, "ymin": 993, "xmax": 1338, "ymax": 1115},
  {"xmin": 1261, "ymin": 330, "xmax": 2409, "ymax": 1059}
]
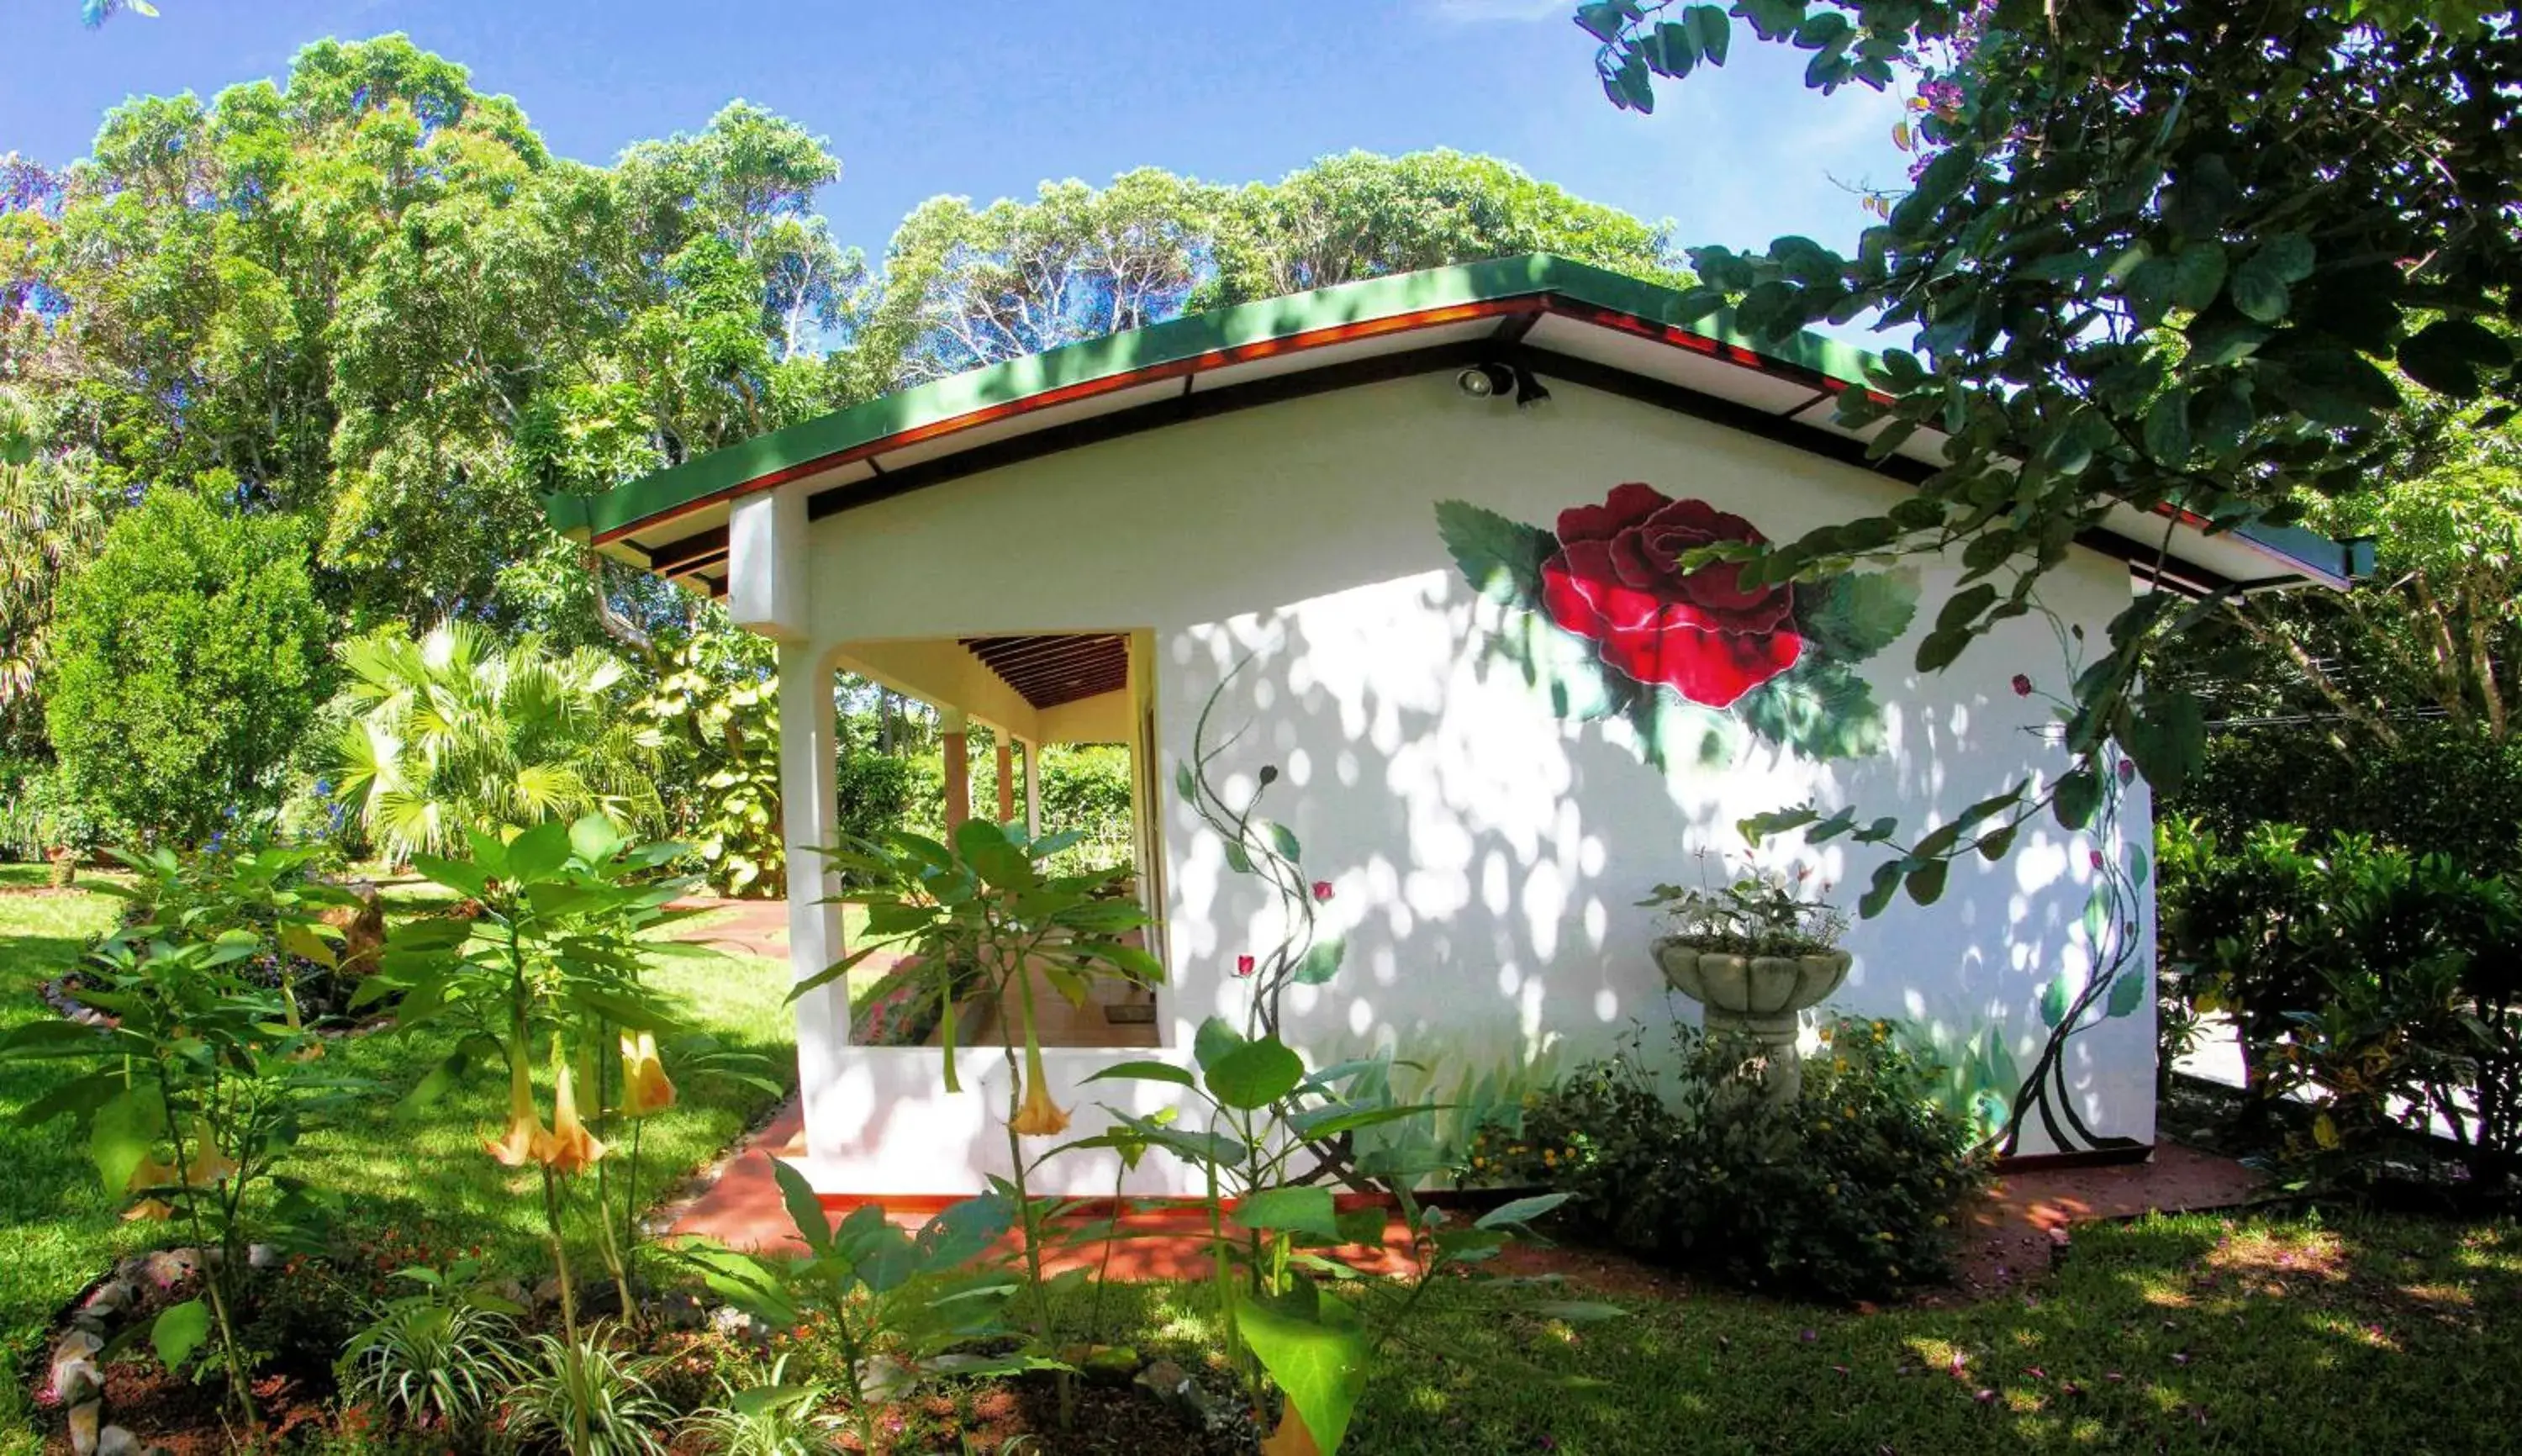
[{"xmin": 779, "ymin": 372, "xmax": 2154, "ymax": 1194}]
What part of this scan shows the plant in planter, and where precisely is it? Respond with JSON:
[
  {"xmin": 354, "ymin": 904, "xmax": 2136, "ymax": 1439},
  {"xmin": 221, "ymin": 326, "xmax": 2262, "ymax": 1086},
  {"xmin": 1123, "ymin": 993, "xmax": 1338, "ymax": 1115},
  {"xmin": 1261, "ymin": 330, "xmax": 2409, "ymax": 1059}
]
[{"xmin": 1644, "ymin": 863, "xmax": 1852, "ymax": 1101}]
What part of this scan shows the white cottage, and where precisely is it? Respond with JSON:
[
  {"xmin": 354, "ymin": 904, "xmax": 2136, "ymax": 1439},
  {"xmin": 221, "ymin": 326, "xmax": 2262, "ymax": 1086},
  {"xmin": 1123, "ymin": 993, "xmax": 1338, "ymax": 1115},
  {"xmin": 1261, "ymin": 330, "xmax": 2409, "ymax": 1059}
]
[{"xmin": 549, "ymin": 255, "xmax": 2356, "ymax": 1195}]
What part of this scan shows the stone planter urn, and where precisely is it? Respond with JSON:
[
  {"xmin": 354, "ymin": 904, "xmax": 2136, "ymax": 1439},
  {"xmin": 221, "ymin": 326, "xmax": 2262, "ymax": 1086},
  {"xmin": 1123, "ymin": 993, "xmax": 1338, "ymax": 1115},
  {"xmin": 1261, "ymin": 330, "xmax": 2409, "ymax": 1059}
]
[{"xmin": 1654, "ymin": 939, "xmax": 1853, "ymax": 1102}]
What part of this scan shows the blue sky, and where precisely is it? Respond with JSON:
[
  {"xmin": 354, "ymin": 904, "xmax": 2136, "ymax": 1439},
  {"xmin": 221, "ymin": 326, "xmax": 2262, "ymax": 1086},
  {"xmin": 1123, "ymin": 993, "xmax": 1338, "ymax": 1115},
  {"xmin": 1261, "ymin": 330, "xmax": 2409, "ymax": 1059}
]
[{"xmin": 2, "ymin": 0, "xmax": 1908, "ymax": 282}]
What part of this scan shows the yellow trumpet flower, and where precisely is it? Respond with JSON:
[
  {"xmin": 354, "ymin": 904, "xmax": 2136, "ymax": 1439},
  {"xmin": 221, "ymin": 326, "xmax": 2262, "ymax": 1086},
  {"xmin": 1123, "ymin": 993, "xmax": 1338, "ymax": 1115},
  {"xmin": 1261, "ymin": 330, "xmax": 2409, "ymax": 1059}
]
[
  {"xmin": 1008, "ymin": 1041, "xmax": 1069, "ymax": 1138},
  {"xmin": 540, "ymin": 1059, "xmax": 606, "ymax": 1174},
  {"xmin": 483, "ymin": 1049, "xmax": 551, "ymax": 1168},
  {"xmin": 619, "ymin": 1031, "xmax": 677, "ymax": 1118}
]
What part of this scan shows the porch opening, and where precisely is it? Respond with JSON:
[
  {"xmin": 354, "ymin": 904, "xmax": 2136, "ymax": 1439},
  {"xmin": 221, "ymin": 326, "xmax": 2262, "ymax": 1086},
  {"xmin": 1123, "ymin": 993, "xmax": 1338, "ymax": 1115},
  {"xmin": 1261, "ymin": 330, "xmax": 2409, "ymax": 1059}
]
[{"xmin": 830, "ymin": 629, "xmax": 1164, "ymax": 1052}]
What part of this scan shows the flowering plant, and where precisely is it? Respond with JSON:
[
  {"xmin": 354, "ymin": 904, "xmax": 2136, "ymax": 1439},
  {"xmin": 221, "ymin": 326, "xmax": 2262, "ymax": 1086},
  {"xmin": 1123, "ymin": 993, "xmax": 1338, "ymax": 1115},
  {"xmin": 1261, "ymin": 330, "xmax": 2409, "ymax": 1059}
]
[{"xmin": 1641, "ymin": 859, "xmax": 1850, "ymax": 957}]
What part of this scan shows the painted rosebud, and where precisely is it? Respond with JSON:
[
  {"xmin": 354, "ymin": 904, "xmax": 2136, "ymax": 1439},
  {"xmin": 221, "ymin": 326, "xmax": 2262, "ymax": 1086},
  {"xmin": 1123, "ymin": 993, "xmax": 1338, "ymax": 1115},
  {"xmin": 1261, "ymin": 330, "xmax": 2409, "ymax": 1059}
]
[
  {"xmin": 2090, "ymin": 849, "xmax": 2107, "ymax": 871},
  {"xmin": 1236, "ymin": 955, "xmax": 1256, "ymax": 978},
  {"xmin": 1258, "ymin": 765, "xmax": 1279, "ymax": 786},
  {"xmin": 1311, "ymin": 881, "xmax": 1334, "ymax": 903},
  {"xmin": 2011, "ymin": 673, "xmax": 2034, "ymax": 697},
  {"xmin": 2118, "ymin": 758, "xmax": 2137, "ymax": 784}
]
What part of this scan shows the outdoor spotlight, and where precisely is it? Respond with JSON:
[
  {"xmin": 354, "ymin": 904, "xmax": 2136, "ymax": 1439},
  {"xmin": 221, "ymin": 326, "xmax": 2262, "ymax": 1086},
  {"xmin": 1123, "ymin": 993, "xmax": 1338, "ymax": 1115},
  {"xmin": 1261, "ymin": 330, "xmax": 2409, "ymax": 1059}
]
[{"xmin": 1457, "ymin": 361, "xmax": 1516, "ymax": 398}]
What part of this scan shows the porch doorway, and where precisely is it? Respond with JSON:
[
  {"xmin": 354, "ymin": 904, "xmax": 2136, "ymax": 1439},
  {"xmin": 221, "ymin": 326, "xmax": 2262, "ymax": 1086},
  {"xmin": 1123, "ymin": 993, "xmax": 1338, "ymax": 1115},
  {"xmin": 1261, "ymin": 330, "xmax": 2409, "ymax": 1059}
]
[{"xmin": 832, "ymin": 630, "xmax": 1163, "ymax": 1052}]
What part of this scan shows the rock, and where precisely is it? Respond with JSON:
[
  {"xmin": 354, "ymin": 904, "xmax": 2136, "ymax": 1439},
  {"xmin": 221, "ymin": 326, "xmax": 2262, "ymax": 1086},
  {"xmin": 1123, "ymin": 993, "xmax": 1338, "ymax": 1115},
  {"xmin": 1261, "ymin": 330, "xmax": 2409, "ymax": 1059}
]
[
  {"xmin": 95, "ymin": 1425, "xmax": 145, "ymax": 1456},
  {"xmin": 49, "ymin": 1343, "xmax": 103, "ymax": 1403},
  {"xmin": 81, "ymin": 1279, "xmax": 135, "ymax": 1317},
  {"xmin": 488, "ymin": 1278, "xmax": 531, "ymax": 1311},
  {"xmin": 141, "ymin": 1249, "xmax": 199, "ymax": 1289},
  {"xmin": 531, "ymin": 1276, "xmax": 569, "ymax": 1311},
  {"xmin": 67, "ymin": 1401, "xmax": 100, "ymax": 1456},
  {"xmin": 1137, "ymin": 1358, "xmax": 1190, "ymax": 1399},
  {"xmin": 247, "ymin": 1243, "xmax": 280, "ymax": 1271}
]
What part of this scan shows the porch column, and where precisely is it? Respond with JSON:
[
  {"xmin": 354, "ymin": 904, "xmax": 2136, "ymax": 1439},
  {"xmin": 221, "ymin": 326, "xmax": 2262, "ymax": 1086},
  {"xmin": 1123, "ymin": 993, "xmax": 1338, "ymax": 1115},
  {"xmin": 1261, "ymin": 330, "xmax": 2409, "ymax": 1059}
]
[
  {"xmin": 942, "ymin": 710, "xmax": 970, "ymax": 833},
  {"xmin": 995, "ymin": 737, "xmax": 1016, "ymax": 823},
  {"xmin": 775, "ymin": 641, "xmax": 848, "ymax": 1163},
  {"xmin": 1023, "ymin": 741, "xmax": 1042, "ymax": 839}
]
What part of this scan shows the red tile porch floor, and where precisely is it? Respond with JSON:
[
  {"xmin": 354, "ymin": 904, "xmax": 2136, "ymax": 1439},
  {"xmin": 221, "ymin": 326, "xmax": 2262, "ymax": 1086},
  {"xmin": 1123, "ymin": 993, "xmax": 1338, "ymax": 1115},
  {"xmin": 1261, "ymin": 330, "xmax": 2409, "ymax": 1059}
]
[{"xmin": 659, "ymin": 1096, "xmax": 2265, "ymax": 1295}]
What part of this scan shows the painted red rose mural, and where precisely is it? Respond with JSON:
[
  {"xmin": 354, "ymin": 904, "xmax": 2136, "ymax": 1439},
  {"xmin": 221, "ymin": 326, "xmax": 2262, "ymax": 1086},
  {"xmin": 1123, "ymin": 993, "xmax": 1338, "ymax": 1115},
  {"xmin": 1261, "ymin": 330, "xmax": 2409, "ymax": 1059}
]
[{"xmin": 1438, "ymin": 485, "xmax": 1918, "ymax": 764}]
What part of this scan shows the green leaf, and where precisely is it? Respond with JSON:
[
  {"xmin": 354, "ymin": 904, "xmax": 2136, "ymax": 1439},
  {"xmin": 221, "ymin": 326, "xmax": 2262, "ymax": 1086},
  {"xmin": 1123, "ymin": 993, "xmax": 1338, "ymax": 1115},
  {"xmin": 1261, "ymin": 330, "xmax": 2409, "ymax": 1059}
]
[
  {"xmin": 1686, "ymin": 3, "xmax": 1730, "ymax": 62},
  {"xmin": 1205, "ymin": 1036, "xmax": 1305, "ymax": 1110},
  {"xmin": 955, "ymin": 819, "xmax": 1035, "ymax": 893},
  {"xmin": 1267, "ymin": 821, "xmax": 1302, "ymax": 861},
  {"xmin": 1575, "ymin": 1, "xmax": 1636, "ymax": 44},
  {"xmin": 2106, "ymin": 970, "xmax": 2147, "ymax": 1019},
  {"xmin": 2229, "ymin": 244, "xmax": 2304, "ymax": 323},
  {"xmin": 1858, "ymin": 859, "xmax": 1902, "ymax": 920},
  {"xmin": 1475, "ymin": 1191, "xmax": 1573, "ymax": 1230},
  {"xmin": 2038, "ymin": 973, "xmax": 2071, "ymax": 1029},
  {"xmin": 1795, "ymin": 569, "xmax": 1919, "ymax": 662},
  {"xmin": 567, "ymin": 812, "xmax": 625, "ymax": 864},
  {"xmin": 90, "ymin": 1085, "xmax": 162, "ymax": 1199},
  {"xmin": 2120, "ymin": 256, "xmax": 2176, "ymax": 326},
  {"xmin": 1192, "ymin": 1016, "xmax": 1246, "ymax": 1074},
  {"xmin": 2122, "ymin": 694, "xmax": 2206, "ymax": 795},
  {"xmin": 2053, "ymin": 768, "xmax": 2102, "ymax": 831},
  {"xmin": 1235, "ymin": 1185, "xmax": 1343, "ymax": 1241},
  {"xmin": 1082, "ymin": 1059, "xmax": 1197, "ymax": 1089},
  {"xmin": 2257, "ymin": 232, "xmax": 2315, "ymax": 283},
  {"xmin": 2268, "ymin": 346, "xmax": 2403, "ymax": 429},
  {"xmin": 2171, "ymin": 244, "xmax": 2228, "ymax": 311},
  {"xmin": 2397, "ymin": 318, "xmax": 2512, "ymax": 398},
  {"xmin": 505, "ymin": 819, "xmax": 572, "ymax": 882},
  {"xmin": 1733, "ymin": 659, "xmax": 1888, "ymax": 761},
  {"xmin": 152, "ymin": 1299, "xmax": 210, "ymax": 1374},
  {"xmin": 1233, "ymin": 1285, "xmax": 1369, "ymax": 1456},
  {"xmin": 1173, "ymin": 760, "xmax": 1198, "ymax": 803},
  {"xmin": 2142, "ymin": 389, "xmax": 2192, "ymax": 466},
  {"xmin": 1293, "ymin": 936, "xmax": 1344, "ymax": 986},
  {"xmin": 771, "ymin": 1158, "xmax": 831, "ymax": 1254}
]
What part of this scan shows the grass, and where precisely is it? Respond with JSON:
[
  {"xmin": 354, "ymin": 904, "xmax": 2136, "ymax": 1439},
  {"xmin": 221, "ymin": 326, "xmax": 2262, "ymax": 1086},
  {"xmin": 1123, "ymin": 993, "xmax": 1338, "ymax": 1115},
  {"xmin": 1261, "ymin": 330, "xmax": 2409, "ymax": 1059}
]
[
  {"xmin": 0, "ymin": 867, "xmax": 799, "ymax": 1450},
  {"xmin": 1053, "ymin": 1209, "xmax": 2522, "ymax": 1453}
]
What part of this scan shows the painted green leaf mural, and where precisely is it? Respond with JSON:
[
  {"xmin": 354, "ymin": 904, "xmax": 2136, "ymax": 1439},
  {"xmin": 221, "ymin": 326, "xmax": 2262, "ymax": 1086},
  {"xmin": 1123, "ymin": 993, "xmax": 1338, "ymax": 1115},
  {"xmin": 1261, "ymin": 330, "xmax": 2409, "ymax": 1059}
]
[
  {"xmin": 1795, "ymin": 567, "xmax": 1919, "ymax": 662},
  {"xmin": 1734, "ymin": 657, "xmax": 1890, "ymax": 761},
  {"xmin": 2106, "ymin": 968, "xmax": 2146, "ymax": 1019},
  {"xmin": 1435, "ymin": 486, "xmax": 1916, "ymax": 771},
  {"xmin": 1435, "ymin": 499, "xmax": 1555, "ymax": 606}
]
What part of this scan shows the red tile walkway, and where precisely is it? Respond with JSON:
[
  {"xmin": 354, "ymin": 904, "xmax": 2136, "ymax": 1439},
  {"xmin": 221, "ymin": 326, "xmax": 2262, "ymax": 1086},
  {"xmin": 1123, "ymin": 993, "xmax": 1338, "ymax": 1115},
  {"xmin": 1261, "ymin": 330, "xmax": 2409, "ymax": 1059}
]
[{"xmin": 662, "ymin": 1096, "xmax": 2263, "ymax": 1295}]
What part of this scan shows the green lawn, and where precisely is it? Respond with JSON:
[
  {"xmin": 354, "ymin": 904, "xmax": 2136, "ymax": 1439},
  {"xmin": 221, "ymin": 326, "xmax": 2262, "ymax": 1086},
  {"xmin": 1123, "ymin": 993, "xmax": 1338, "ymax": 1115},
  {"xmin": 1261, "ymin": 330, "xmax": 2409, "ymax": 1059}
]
[
  {"xmin": 1057, "ymin": 1210, "xmax": 2521, "ymax": 1454},
  {"xmin": 0, "ymin": 867, "xmax": 799, "ymax": 1449}
]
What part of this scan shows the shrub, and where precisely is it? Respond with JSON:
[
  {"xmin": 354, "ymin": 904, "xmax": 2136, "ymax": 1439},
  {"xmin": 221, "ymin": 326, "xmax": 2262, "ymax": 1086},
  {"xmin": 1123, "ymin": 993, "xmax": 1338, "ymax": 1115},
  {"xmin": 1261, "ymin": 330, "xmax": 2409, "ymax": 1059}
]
[
  {"xmin": 1475, "ymin": 1016, "xmax": 1981, "ymax": 1302},
  {"xmin": 2169, "ymin": 725, "xmax": 2522, "ymax": 874},
  {"xmin": 2159, "ymin": 818, "xmax": 2522, "ymax": 1192},
  {"xmin": 42, "ymin": 488, "xmax": 330, "ymax": 844}
]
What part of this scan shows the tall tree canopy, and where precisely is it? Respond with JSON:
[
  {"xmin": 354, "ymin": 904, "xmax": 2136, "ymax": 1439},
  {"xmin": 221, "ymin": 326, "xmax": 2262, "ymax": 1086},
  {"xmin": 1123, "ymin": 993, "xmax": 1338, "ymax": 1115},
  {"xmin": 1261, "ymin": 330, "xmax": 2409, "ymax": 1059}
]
[
  {"xmin": 857, "ymin": 150, "xmax": 1684, "ymax": 390},
  {"xmin": 1568, "ymin": 1, "xmax": 2521, "ymax": 898}
]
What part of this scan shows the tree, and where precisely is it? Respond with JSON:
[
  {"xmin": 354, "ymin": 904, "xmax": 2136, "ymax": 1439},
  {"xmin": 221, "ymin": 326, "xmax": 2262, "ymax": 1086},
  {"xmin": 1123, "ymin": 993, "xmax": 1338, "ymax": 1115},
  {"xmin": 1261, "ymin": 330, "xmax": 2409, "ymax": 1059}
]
[
  {"xmin": 44, "ymin": 488, "xmax": 329, "ymax": 843},
  {"xmin": 855, "ymin": 151, "xmax": 1687, "ymax": 392},
  {"xmin": 330, "ymin": 620, "xmax": 663, "ymax": 864},
  {"xmin": 1201, "ymin": 149, "xmax": 1686, "ymax": 306},
  {"xmin": 0, "ymin": 387, "xmax": 109, "ymax": 754},
  {"xmin": 854, "ymin": 169, "xmax": 1226, "ymax": 389},
  {"xmin": 1565, "ymin": 1, "xmax": 2521, "ymax": 888}
]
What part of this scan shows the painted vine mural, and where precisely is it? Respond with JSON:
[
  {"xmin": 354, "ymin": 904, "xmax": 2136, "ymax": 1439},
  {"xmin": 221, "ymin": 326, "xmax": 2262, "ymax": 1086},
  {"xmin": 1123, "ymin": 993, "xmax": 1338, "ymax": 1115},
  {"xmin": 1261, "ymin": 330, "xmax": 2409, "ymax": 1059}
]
[
  {"xmin": 1433, "ymin": 487, "xmax": 2150, "ymax": 1156},
  {"xmin": 1435, "ymin": 483, "xmax": 1919, "ymax": 769}
]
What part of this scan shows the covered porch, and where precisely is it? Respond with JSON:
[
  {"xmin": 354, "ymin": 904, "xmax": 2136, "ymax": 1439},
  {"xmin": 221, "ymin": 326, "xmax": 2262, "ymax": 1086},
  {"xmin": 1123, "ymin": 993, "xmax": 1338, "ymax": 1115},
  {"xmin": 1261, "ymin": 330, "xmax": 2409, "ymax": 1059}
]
[{"xmin": 834, "ymin": 628, "xmax": 1165, "ymax": 1052}]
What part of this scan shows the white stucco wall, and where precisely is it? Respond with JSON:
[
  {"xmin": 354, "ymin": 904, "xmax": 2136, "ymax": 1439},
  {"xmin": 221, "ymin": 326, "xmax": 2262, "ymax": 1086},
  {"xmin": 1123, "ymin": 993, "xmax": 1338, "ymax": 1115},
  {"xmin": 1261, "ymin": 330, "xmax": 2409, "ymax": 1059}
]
[{"xmin": 775, "ymin": 372, "xmax": 2155, "ymax": 1192}]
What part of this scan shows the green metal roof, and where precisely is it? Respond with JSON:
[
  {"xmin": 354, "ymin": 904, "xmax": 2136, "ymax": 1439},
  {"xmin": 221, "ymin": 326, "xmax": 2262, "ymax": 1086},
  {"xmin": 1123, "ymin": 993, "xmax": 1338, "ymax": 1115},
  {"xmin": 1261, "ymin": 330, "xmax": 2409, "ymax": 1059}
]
[
  {"xmin": 544, "ymin": 254, "xmax": 1868, "ymax": 541},
  {"xmin": 544, "ymin": 251, "xmax": 2357, "ymax": 588}
]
